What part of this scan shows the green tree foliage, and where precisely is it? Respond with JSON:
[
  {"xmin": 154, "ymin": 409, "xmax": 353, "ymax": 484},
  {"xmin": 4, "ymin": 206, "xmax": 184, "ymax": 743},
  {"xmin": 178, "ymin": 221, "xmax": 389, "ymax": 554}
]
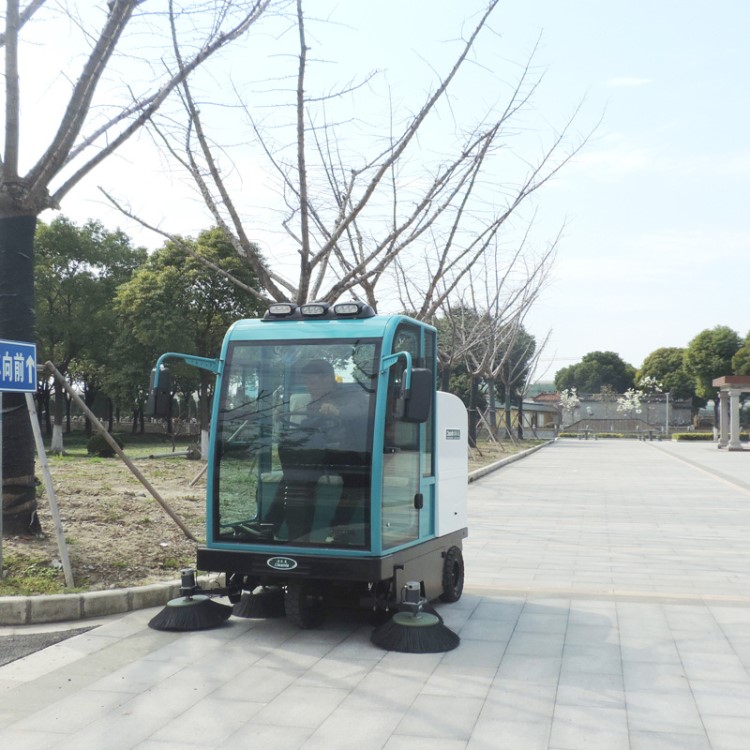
[
  {"xmin": 731, "ymin": 332, "xmax": 750, "ymax": 376},
  {"xmin": 35, "ymin": 217, "xmax": 147, "ymax": 448},
  {"xmin": 637, "ymin": 347, "xmax": 695, "ymax": 401},
  {"xmin": 111, "ymin": 227, "xmax": 263, "ymax": 431},
  {"xmin": 683, "ymin": 326, "xmax": 742, "ymax": 401},
  {"xmin": 554, "ymin": 351, "xmax": 635, "ymax": 395}
]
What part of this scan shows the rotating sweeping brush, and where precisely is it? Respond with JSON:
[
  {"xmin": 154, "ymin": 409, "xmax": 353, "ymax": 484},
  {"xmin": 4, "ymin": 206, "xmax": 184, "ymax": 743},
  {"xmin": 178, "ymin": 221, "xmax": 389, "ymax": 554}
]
[
  {"xmin": 148, "ymin": 569, "xmax": 233, "ymax": 632},
  {"xmin": 232, "ymin": 586, "xmax": 286, "ymax": 619},
  {"xmin": 370, "ymin": 581, "xmax": 460, "ymax": 653}
]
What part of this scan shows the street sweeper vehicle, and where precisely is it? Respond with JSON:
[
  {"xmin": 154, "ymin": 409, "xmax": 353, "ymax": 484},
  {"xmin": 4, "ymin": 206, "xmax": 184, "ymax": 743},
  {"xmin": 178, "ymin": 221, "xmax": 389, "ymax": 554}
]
[{"xmin": 147, "ymin": 301, "xmax": 468, "ymax": 646}]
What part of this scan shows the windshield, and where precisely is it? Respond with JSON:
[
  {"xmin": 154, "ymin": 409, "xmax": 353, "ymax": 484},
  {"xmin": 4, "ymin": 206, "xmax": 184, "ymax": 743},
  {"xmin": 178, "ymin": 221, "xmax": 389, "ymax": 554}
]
[{"xmin": 213, "ymin": 338, "xmax": 380, "ymax": 549}]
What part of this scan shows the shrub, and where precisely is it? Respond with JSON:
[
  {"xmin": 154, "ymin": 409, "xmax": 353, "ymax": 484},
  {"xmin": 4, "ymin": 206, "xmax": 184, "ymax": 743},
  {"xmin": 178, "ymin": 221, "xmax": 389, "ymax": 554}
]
[
  {"xmin": 672, "ymin": 432, "xmax": 748, "ymax": 441},
  {"xmin": 86, "ymin": 433, "xmax": 124, "ymax": 457}
]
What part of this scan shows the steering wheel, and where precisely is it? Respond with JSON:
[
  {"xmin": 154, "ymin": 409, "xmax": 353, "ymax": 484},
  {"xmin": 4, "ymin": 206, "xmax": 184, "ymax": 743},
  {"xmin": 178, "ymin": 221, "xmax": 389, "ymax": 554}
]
[{"xmin": 277, "ymin": 411, "xmax": 344, "ymax": 444}]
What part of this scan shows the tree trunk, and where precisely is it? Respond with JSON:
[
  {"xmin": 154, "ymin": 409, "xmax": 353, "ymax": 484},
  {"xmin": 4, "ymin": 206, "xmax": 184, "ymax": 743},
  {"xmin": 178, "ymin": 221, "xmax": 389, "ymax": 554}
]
[
  {"xmin": 504, "ymin": 389, "xmax": 512, "ymax": 440},
  {"xmin": 440, "ymin": 365, "xmax": 451, "ymax": 392},
  {"xmin": 83, "ymin": 385, "xmax": 96, "ymax": 437},
  {"xmin": 39, "ymin": 380, "xmax": 51, "ymax": 434},
  {"xmin": 50, "ymin": 377, "xmax": 65, "ymax": 454},
  {"xmin": 487, "ymin": 379, "xmax": 497, "ymax": 437},
  {"xmin": 0, "ymin": 214, "xmax": 41, "ymax": 535},
  {"xmin": 468, "ymin": 374, "xmax": 479, "ymax": 448},
  {"xmin": 517, "ymin": 395, "xmax": 525, "ymax": 440}
]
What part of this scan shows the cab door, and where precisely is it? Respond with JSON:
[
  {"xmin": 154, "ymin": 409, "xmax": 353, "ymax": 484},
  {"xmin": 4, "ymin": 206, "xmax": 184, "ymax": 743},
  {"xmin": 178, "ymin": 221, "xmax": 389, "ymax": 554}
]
[{"xmin": 380, "ymin": 322, "xmax": 435, "ymax": 549}]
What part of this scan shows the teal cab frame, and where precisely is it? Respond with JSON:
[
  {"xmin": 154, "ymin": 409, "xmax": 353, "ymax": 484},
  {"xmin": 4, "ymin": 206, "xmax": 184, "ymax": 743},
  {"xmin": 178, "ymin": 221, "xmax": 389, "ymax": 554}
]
[{"xmin": 150, "ymin": 301, "xmax": 468, "ymax": 625}]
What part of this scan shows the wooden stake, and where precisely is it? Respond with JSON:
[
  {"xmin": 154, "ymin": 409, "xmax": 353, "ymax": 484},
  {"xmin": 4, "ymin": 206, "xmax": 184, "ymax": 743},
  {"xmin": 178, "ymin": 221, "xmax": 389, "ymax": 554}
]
[{"xmin": 44, "ymin": 362, "xmax": 197, "ymax": 543}]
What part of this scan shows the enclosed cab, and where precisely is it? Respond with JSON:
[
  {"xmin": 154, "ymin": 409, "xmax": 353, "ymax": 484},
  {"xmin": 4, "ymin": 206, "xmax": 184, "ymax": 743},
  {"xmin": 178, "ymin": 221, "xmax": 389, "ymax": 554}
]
[{"xmin": 153, "ymin": 302, "xmax": 467, "ymax": 626}]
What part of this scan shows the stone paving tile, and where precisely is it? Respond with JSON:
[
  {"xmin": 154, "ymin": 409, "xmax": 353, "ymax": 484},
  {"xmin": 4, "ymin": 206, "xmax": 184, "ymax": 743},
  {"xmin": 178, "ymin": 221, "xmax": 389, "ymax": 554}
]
[
  {"xmin": 556, "ymin": 671, "xmax": 625, "ymax": 711},
  {"xmin": 393, "ymin": 694, "xmax": 484, "ymax": 741},
  {"xmin": 701, "ymin": 715, "xmax": 750, "ymax": 750},
  {"xmin": 212, "ymin": 663, "xmax": 299, "ymax": 703},
  {"xmin": 149, "ymin": 695, "xmax": 263, "ymax": 747},
  {"xmin": 383, "ymin": 737, "xmax": 467, "ymax": 750},
  {"xmin": 549, "ymin": 704, "xmax": 629, "ymax": 750},
  {"xmin": 468, "ymin": 718, "xmax": 551, "ymax": 750},
  {"xmin": 628, "ymin": 730, "xmax": 712, "ymax": 750},
  {"xmin": 306, "ymin": 708, "xmax": 406, "ymax": 750},
  {"xmin": 480, "ymin": 680, "xmax": 557, "ymax": 724},
  {"xmin": 0, "ymin": 727, "xmax": 62, "ymax": 750},
  {"xmin": 216, "ymin": 722, "xmax": 314, "ymax": 750},
  {"xmin": 420, "ymin": 664, "xmax": 496, "ymax": 698},
  {"xmin": 625, "ymin": 688, "xmax": 705, "ymax": 734}
]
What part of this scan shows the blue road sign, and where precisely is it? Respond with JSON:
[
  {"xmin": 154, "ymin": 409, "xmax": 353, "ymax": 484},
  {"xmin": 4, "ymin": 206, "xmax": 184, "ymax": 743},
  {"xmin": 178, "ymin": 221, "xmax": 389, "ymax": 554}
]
[{"xmin": 0, "ymin": 339, "xmax": 37, "ymax": 393}]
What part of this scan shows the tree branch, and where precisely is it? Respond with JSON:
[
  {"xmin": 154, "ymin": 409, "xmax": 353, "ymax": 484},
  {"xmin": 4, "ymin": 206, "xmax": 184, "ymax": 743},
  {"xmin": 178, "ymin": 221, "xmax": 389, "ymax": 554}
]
[{"xmin": 40, "ymin": 1, "xmax": 270, "ymax": 209}]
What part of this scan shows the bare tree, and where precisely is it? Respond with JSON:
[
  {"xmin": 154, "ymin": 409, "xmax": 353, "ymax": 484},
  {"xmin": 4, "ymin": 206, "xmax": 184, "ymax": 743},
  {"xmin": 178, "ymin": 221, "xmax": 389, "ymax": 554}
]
[
  {"xmin": 0, "ymin": 1, "xmax": 272, "ymax": 535},
  {"xmin": 109, "ymin": 0, "xmax": 590, "ymax": 317},
  {"xmin": 436, "ymin": 226, "xmax": 556, "ymax": 443}
]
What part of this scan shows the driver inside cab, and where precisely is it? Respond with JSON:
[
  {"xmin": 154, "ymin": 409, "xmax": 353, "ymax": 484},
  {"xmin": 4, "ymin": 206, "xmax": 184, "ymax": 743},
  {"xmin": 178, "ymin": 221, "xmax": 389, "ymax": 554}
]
[
  {"xmin": 298, "ymin": 359, "xmax": 341, "ymax": 422},
  {"xmin": 266, "ymin": 359, "xmax": 358, "ymax": 542}
]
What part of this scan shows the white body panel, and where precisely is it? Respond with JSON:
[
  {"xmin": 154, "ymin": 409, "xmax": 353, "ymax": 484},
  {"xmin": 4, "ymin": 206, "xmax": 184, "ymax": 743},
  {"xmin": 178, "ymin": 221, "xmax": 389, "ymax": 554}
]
[{"xmin": 435, "ymin": 391, "xmax": 468, "ymax": 536}]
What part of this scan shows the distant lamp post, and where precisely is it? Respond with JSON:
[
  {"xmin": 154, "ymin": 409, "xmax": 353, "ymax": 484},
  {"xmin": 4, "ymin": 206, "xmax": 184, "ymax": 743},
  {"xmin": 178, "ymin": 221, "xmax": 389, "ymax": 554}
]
[{"xmin": 665, "ymin": 392, "xmax": 670, "ymax": 436}]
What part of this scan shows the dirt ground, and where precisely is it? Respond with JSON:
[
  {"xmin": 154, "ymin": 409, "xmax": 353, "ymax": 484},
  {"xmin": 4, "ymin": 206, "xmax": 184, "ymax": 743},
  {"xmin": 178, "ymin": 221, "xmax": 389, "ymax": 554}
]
[
  {"xmin": 0, "ymin": 438, "xmax": 540, "ymax": 596},
  {"xmin": 1, "ymin": 452, "xmax": 206, "ymax": 595}
]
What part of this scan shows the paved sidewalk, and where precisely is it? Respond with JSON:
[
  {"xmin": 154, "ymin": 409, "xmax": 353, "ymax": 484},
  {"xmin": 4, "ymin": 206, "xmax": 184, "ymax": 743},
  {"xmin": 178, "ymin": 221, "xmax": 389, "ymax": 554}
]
[{"xmin": 2, "ymin": 440, "xmax": 750, "ymax": 749}]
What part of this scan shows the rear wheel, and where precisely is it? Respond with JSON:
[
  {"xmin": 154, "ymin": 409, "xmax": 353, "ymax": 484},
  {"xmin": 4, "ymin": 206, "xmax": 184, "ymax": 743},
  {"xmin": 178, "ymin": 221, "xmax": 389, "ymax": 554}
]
[
  {"xmin": 285, "ymin": 581, "xmax": 325, "ymax": 629},
  {"xmin": 439, "ymin": 546, "xmax": 464, "ymax": 603}
]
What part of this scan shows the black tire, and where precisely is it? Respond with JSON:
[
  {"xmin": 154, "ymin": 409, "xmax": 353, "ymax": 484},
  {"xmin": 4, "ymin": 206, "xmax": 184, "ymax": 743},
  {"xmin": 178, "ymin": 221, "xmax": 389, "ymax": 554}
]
[
  {"xmin": 285, "ymin": 581, "xmax": 325, "ymax": 629},
  {"xmin": 439, "ymin": 546, "xmax": 464, "ymax": 603}
]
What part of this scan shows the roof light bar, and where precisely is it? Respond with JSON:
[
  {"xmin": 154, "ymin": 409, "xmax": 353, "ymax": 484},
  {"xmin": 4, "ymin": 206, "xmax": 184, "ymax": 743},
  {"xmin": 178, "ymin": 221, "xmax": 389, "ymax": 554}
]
[
  {"xmin": 265, "ymin": 303, "xmax": 297, "ymax": 318},
  {"xmin": 300, "ymin": 303, "xmax": 329, "ymax": 317},
  {"xmin": 333, "ymin": 301, "xmax": 376, "ymax": 318},
  {"xmin": 263, "ymin": 300, "xmax": 376, "ymax": 320},
  {"xmin": 333, "ymin": 302, "xmax": 361, "ymax": 316}
]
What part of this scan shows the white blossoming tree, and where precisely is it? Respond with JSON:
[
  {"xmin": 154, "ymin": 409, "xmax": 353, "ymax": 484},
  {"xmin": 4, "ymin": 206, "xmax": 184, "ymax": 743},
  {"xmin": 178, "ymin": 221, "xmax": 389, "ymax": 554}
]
[
  {"xmin": 616, "ymin": 388, "xmax": 644, "ymax": 419},
  {"xmin": 559, "ymin": 387, "xmax": 580, "ymax": 426}
]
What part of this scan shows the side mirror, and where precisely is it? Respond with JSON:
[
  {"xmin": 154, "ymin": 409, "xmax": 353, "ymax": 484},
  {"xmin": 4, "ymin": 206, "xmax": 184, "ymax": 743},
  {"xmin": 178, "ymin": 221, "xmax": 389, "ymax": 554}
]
[
  {"xmin": 402, "ymin": 368, "xmax": 433, "ymax": 423},
  {"xmin": 147, "ymin": 366, "xmax": 172, "ymax": 418}
]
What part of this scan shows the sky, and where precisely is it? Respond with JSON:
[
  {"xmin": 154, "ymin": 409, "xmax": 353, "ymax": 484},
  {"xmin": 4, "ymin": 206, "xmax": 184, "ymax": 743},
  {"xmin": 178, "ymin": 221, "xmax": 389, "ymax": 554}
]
[{"xmin": 28, "ymin": 1, "xmax": 750, "ymax": 384}]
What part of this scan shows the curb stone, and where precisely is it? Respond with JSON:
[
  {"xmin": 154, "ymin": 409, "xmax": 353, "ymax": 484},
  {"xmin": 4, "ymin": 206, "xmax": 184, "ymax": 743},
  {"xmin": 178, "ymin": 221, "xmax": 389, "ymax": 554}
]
[
  {"xmin": 1, "ymin": 441, "xmax": 554, "ymax": 626},
  {"xmin": 467, "ymin": 438, "xmax": 555, "ymax": 483},
  {"xmin": 0, "ymin": 581, "xmax": 182, "ymax": 626}
]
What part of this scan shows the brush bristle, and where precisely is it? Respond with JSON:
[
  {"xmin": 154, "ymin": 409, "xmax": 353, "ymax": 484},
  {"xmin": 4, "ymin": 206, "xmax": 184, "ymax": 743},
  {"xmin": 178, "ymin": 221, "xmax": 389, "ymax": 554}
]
[
  {"xmin": 148, "ymin": 595, "xmax": 233, "ymax": 631},
  {"xmin": 371, "ymin": 612, "xmax": 460, "ymax": 653},
  {"xmin": 232, "ymin": 588, "xmax": 286, "ymax": 619}
]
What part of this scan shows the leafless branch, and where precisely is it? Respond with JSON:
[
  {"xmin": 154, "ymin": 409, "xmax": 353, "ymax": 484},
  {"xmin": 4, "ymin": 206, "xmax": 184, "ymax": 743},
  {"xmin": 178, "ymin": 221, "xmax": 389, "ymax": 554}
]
[
  {"xmin": 98, "ymin": 186, "xmax": 269, "ymax": 303},
  {"xmin": 38, "ymin": 1, "xmax": 271, "ymax": 209},
  {"xmin": 0, "ymin": 0, "xmax": 46, "ymax": 48}
]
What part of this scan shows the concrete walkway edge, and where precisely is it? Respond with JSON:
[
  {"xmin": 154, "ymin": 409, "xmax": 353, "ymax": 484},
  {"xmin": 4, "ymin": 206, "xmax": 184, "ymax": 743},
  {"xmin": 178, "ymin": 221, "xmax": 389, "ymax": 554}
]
[{"xmin": 467, "ymin": 438, "xmax": 555, "ymax": 482}]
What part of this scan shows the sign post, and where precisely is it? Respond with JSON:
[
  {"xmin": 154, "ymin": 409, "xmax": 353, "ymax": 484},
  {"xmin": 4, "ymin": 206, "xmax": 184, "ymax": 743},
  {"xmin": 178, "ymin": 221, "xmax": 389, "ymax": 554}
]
[{"xmin": 0, "ymin": 338, "xmax": 37, "ymax": 579}]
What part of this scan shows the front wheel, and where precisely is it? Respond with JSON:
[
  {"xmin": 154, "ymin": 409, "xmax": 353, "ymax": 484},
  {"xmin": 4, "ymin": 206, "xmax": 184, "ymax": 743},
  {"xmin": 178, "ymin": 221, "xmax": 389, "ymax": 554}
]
[
  {"xmin": 439, "ymin": 546, "xmax": 464, "ymax": 603},
  {"xmin": 285, "ymin": 581, "xmax": 325, "ymax": 629}
]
